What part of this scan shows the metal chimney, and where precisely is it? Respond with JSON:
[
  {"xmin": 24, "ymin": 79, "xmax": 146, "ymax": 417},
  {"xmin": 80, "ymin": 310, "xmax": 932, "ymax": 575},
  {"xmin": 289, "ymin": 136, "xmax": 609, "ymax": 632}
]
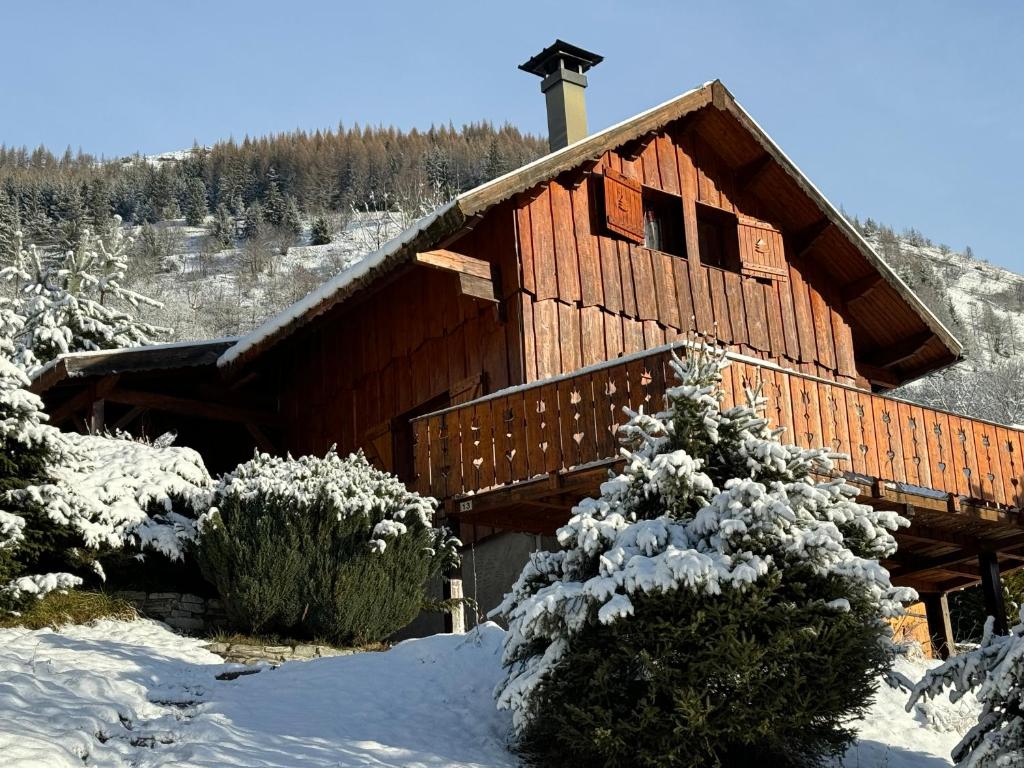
[{"xmin": 519, "ymin": 40, "xmax": 603, "ymax": 152}]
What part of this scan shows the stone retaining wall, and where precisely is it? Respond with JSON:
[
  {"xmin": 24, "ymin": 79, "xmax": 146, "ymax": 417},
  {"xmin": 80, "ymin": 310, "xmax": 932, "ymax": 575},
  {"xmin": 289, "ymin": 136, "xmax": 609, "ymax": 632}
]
[
  {"xmin": 116, "ymin": 591, "xmax": 228, "ymax": 634},
  {"xmin": 203, "ymin": 641, "xmax": 355, "ymax": 665}
]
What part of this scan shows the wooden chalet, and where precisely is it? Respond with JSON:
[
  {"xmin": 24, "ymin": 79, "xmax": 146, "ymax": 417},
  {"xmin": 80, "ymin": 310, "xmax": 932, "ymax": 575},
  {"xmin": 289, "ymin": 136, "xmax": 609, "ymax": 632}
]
[{"xmin": 32, "ymin": 43, "xmax": 1024, "ymax": 653}]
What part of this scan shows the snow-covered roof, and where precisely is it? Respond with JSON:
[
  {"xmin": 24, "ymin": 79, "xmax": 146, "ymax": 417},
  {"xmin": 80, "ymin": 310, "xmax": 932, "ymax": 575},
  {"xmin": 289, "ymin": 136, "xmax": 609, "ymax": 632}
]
[
  {"xmin": 218, "ymin": 80, "xmax": 962, "ymax": 372},
  {"xmin": 31, "ymin": 338, "xmax": 238, "ymax": 394}
]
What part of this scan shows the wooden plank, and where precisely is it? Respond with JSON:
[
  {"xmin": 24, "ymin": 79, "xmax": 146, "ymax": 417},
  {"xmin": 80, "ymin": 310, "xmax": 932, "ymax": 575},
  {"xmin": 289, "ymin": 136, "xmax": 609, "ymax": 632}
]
[
  {"xmin": 558, "ymin": 300, "xmax": 582, "ymax": 373},
  {"xmin": 520, "ymin": 295, "xmax": 537, "ymax": 381},
  {"xmin": 631, "ymin": 245, "xmax": 659, "ymax": 321},
  {"xmin": 622, "ymin": 317, "xmax": 645, "ymax": 354},
  {"xmin": 789, "ymin": 263, "xmax": 818, "ymax": 364},
  {"xmin": 873, "ymin": 395, "xmax": 906, "ymax": 484},
  {"xmin": 972, "ymin": 421, "xmax": 998, "ymax": 504},
  {"xmin": 655, "ymin": 135, "xmax": 680, "ymax": 195},
  {"xmin": 897, "ymin": 401, "xmax": 920, "ymax": 488},
  {"xmin": 572, "ymin": 176, "xmax": 603, "ymax": 307},
  {"xmin": 672, "ymin": 254, "xmax": 695, "ymax": 332},
  {"xmin": 743, "ymin": 278, "xmax": 770, "ymax": 351},
  {"xmin": 708, "ymin": 268, "xmax": 732, "ymax": 342},
  {"xmin": 604, "ymin": 310, "xmax": 624, "ymax": 359},
  {"xmin": 764, "ymin": 281, "xmax": 785, "ymax": 360},
  {"xmin": 653, "ymin": 251, "xmax": 681, "ymax": 329},
  {"xmin": 598, "ymin": 236, "xmax": 623, "ymax": 312},
  {"xmin": 909, "ymin": 403, "xmax": 933, "ymax": 491},
  {"xmin": 580, "ymin": 306, "xmax": 606, "ymax": 366},
  {"xmin": 618, "ymin": 240, "xmax": 638, "ymax": 317},
  {"xmin": 530, "ymin": 187, "xmax": 558, "ymax": 301},
  {"xmin": 516, "ymin": 201, "xmax": 536, "ymax": 295},
  {"xmin": 550, "ymin": 181, "xmax": 582, "ymax": 303},
  {"xmin": 723, "ymin": 271, "xmax": 747, "ymax": 346},
  {"xmin": 415, "ymin": 249, "xmax": 492, "ymax": 280},
  {"xmin": 533, "ymin": 299, "xmax": 560, "ymax": 379},
  {"xmin": 807, "ymin": 276, "xmax": 836, "ymax": 371}
]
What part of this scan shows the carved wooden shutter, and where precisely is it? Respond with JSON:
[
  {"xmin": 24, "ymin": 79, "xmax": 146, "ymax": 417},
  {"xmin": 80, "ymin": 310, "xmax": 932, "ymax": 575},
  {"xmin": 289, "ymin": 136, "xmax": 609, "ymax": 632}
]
[
  {"xmin": 737, "ymin": 215, "xmax": 787, "ymax": 282},
  {"xmin": 602, "ymin": 169, "xmax": 644, "ymax": 244},
  {"xmin": 363, "ymin": 420, "xmax": 394, "ymax": 473}
]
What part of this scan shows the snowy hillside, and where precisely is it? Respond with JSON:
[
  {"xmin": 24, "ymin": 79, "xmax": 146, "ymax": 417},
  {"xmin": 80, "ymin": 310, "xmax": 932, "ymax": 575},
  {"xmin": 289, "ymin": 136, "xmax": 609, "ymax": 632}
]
[{"xmin": 0, "ymin": 618, "xmax": 980, "ymax": 767}]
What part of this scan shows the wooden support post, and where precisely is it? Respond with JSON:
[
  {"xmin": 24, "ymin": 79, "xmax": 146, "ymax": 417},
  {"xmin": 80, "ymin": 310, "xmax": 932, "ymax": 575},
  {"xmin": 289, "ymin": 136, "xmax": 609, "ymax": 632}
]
[
  {"xmin": 89, "ymin": 399, "xmax": 105, "ymax": 434},
  {"xmin": 922, "ymin": 593, "xmax": 955, "ymax": 660},
  {"xmin": 978, "ymin": 550, "xmax": 1008, "ymax": 636},
  {"xmin": 443, "ymin": 516, "xmax": 466, "ymax": 634}
]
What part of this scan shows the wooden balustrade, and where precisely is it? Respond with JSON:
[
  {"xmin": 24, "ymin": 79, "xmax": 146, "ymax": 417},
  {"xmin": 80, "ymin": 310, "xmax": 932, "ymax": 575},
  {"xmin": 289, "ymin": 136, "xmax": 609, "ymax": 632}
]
[{"xmin": 411, "ymin": 345, "xmax": 1024, "ymax": 512}]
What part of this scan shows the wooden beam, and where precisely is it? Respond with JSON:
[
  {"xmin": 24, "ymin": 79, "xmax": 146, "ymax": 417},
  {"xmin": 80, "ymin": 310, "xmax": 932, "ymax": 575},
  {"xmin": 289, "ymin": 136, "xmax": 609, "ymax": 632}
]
[
  {"xmin": 48, "ymin": 375, "xmax": 120, "ymax": 427},
  {"xmin": 979, "ymin": 550, "xmax": 1009, "ymax": 635},
  {"xmin": 793, "ymin": 219, "xmax": 833, "ymax": 259},
  {"xmin": 113, "ymin": 406, "xmax": 147, "ymax": 431},
  {"xmin": 867, "ymin": 331, "xmax": 933, "ymax": 369},
  {"xmin": 104, "ymin": 387, "xmax": 281, "ymax": 426},
  {"xmin": 858, "ymin": 363, "xmax": 901, "ymax": 390},
  {"xmin": 922, "ymin": 593, "xmax": 955, "ymax": 660},
  {"xmin": 245, "ymin": 422, "xmax": 277, "ymax": 454},
  {"xmin": 843, "ymin": 273, "xmax": 885, "ymax": 304},
  {"xmin": 415, "ymin": 249, "xmax": 499, "ymax": 303},
  {"xmin": 735, "ymin": 154, "xmax": 773, "ymax": 191}
]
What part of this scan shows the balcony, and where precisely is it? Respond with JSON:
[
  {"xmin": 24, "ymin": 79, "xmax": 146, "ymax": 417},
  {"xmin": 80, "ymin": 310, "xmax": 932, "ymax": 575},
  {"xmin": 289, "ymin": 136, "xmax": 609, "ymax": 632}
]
[{"xmin": 412, "ymin": 343, "xmax": 1024, "ymax": 594}]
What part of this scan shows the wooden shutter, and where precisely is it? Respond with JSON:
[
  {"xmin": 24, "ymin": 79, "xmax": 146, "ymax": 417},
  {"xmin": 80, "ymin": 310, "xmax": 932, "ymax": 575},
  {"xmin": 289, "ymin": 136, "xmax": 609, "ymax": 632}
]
[
  {"xmin": 602, "ymin": 169, "xmax": 644, "ymax": 244},
  {"xmin": 738, "ymin": 215, "xmax": 787, "ymax": 281}
]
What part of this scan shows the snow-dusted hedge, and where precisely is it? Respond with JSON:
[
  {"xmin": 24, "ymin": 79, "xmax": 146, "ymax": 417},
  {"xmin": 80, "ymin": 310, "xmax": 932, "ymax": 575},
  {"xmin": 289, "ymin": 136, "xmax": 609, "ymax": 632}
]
[
  {"xmin": 198, "ymin": 449, "xmax": 459, "ymax": 644},
  {"xmin": 905, "ymin": 610, "xmax": 1024, "ymax": 767},
  {"xmin": 493, "ymin": 344, "xmax": 913, "ymax": 766}
]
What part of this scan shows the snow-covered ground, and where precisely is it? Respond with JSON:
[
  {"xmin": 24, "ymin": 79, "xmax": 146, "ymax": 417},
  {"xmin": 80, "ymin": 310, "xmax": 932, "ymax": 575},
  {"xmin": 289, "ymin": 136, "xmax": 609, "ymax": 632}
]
[{"xmin": 0, "ymin": 618, "xmax": 979, "ymax": 768}]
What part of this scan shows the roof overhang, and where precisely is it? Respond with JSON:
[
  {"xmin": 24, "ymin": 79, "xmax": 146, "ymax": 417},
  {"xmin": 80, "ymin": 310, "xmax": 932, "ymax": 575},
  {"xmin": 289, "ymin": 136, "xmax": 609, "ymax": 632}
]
[{"xmin": 31, "ymin": 338, "xmax": 237, "ymax": 395}]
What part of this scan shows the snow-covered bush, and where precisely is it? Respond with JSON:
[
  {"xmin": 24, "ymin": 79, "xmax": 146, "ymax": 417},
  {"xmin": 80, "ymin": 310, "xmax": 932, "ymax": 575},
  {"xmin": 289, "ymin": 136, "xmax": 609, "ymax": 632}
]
[
  {"xmin": 905, "ymin": 610, "xmax": 1024, "ymax": 767},
  {"xmin": 493, "ymin": 344, "xmax": 913, "ymax": 767},
  {"xmin": 5, "ymin": 429, "xmax": 213, "ymax": 604},
  {"xmin": 197, "ymin": 449, "xmax": 460, "ymax": 644}
]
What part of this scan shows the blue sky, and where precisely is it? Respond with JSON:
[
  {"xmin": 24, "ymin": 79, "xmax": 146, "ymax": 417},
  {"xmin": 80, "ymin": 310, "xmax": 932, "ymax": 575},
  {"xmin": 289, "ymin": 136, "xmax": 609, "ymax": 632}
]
[{"xmin": 3, "ymin": 1, "xmax": 1022, "ymax": 270}]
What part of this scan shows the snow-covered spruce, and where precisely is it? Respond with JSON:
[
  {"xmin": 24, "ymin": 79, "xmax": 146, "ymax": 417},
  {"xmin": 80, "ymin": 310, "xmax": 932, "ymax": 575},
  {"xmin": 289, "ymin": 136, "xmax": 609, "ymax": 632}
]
[
  {"xmin": 198, "ymin": 449, "xmax": 460, "ymax": 644},
  {"xmin": 492, "ymin": 344, "xmax": 914, "ymax": 766},
  {"xmin": 19, "ymin": 431, "xmax": 213, "ymax": 561},
  {"xmin": 904, "ymin": 609, "xmax": 1024, "ymax": 767},
  {"xmin": 0, "ymin": 221, "xmax": 167, "ymax": 370}
]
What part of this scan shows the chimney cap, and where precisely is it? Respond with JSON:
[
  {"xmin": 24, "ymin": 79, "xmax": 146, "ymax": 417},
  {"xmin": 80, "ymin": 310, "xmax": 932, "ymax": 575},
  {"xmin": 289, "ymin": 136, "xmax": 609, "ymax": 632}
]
[{"xmin": 518, "ymin": 39, "xmax": 603, "ymax": 78}]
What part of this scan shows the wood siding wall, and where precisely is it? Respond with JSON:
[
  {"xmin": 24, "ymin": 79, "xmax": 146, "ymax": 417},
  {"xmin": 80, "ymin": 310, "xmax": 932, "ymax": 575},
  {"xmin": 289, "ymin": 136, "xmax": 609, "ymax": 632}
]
[
  {"xmin": 275, "ymin": 203, "xmax": 525, "ymax": 460},
  {"xmin": 514, "ymin": 125, "xmax": 862, "ymax": 387}
]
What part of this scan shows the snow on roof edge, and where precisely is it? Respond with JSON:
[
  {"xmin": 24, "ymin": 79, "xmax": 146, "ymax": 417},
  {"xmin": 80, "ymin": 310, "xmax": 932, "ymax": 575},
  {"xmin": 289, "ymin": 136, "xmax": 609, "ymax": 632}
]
[{"xmin": 30, "ymin": 336, "xmax": 239, "ymax": 385}]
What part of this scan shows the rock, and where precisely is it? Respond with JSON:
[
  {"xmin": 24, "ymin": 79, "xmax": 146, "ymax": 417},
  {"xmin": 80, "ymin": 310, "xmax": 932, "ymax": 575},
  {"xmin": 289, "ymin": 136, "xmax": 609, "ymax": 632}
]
[
  {"xmin": 216, "ymin": 667, "xmax": 262, "ymax": 681},
  {"xmin": 148, "ymin": 592, "xmax": 182, "ymax": 600},
  {"xmin": 262, "ymin": 645, "xmax": 292, "ymax": 655},
  {"xmin": 292, "ymin": 645, "xmax": 318, "ymax": 659},
  {"xmin": 315, "ymin": 646, "xmax": 354, "ymax": 658},
  {"xmin": 165, "ymin": 616, "xmax": 205, "ymax": 632},
  {"xmin": 227, "ymin": 644, "xmax": 265, "ymax": 657},
  {"xmin": 204, "ymin": 642, "xmax": 230, "ymax": 655}
]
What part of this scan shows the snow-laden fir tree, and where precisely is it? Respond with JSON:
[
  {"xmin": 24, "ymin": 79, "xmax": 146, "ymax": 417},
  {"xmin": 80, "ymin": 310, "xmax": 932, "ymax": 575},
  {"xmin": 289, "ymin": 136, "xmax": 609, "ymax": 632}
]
[
  {"xmin": 310, "ymin": 215, "xmax": 332, "ymax": 245},
  {"xmin": 0, "ymin": 219, "xmax": 167, "ymax": 368},
  {"xmin": 904, "ymin": 610, "xmax": 1024, "ymax": 768},
  {"xmin": 493, "ymin": 344, "xmax": 914, "ymax": 768}
]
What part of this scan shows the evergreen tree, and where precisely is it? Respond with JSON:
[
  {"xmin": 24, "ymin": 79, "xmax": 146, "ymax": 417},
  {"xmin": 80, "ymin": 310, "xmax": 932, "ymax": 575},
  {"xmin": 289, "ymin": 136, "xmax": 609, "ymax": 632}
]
[
  {"xmin": 263, "ymin": 168, "xmax": 286, "ymax": 226},
  {"xmin": 1, "ymin": 218, "xmax": 168, "ymax": 366},
  {"xmin": 0, "ymin": 192, "xmax": 19, "ymax": 267},
  {"xmin": 183, "ymin": 177, "xmax": 209, "ymax": 227},
  {"xmin": 209, "ymin": 203, "xmax": 236, "ymax": 249},
  {"xmin": 243, "ymin": 201, "xmax": 265, "ymax": 240},
  {"xmin": 282, "ymin": 196, "xmax": 302, "ymax": 236},
  {"xmin": 310, "ymin": 215, "xmax": 332, "ymax": 246},
  {"xmin": 906, "ymin": 610, "xmax": 1024, "ymax": 768},
  {"xmin": 495, "ymin": 344, "xmax": 911, "ymax": 768}
]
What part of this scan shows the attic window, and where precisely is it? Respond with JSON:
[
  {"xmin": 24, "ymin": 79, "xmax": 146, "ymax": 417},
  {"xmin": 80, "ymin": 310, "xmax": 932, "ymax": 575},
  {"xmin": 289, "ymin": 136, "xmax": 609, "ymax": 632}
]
[
  {"xmin": 696, "ymin": 201, "xmax": 740, "ymax": 271},
  {"xmin": 642, "ymin": 186, "xmax": 685, "ymax": 257}
]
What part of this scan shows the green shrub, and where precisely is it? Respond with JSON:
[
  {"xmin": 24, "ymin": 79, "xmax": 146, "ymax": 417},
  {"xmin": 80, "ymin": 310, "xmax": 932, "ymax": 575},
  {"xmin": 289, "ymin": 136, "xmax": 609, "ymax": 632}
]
[
  {"xmin": 494, "ymin": 345, "xmax": 912, "ymax": 768},
  {"xmin": 0, "ymin": 589, "xmax": 137, "ymax": 629},
  {"xmin": 198, "ymin": 449, "xmax": 458, "ymax": 645}
]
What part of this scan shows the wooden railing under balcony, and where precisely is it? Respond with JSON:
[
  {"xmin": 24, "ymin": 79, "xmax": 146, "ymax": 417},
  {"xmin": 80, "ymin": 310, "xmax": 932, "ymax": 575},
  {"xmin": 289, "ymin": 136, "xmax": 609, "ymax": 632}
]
[{"xmin": 411, "ymin": 344, "xmax": 1024, "ymax": 526}]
